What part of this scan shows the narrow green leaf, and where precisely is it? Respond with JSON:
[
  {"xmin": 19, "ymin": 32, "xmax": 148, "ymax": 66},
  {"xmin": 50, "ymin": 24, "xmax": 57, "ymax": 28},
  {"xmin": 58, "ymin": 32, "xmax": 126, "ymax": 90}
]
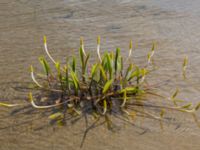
[
  {"xmin": 99, "ymin": 64, "xmax": 107, "ymax": 81},
  {"xmin": 195, "ymin": 103, "xmax": 200, "ymax": 111},
  {"xmin": 91, "ymin": 64, "xmax": 98, "ymax": 78},
  {"xmin": 171, "ymin": 88, "xmax": 179, "ymax": 99},
  {"xmin": 39, "ymin": 57, "xmax": 51, "ymax": 75},
  {"xmin": 83, "ymin": 54, "xmax": 90, "ymax": 74},
  {"xmin": 70, "ymin": 71, "xmax": 79, "ymax": 90},
  {"xmin": 151, "ymin": 42, "xmax": 155, "ymax": 51},
  {"xmin": 106, "ymin": 53, "xmax": 113, "ymax": 79},
  {"xmin": 55, "ymin": 62, "xmax": 61, "ymax": 77},
  {"xmin": 125, "ymin": 64, "xmax": 133, "ymax": 79},
  {"xmin": 183, "ymin": 56, "xmax": 188, "ymax": 68},
  {"xmin": 115, "ymin": 48, "xmax": 120, "ymax": 74},
  {"xmin": 141, "ymin": 68, "xmax": 148, "ymax": 76},
  {"xmin": 160, "ymin": 109, "xmax": 165, "ymax": 118},
  {"xmin": 79, "ymin": 47, "xmax": 84, "ymax": 71},
  {"xmin": 120, "ymin": 56, "xmax": 123, "ymax": 73},
  {"xmin": 64, "ymin": 65, "xmax": 69, "ymax": 91},
  {"xmin": 181, "ymin": 103, "xmax": 192, "ymax": 109},
  {"xmin": 117, "ymin": 56, "xmax": 122, "ymax": 74},
  {"xmin": 103, "ymin": 79, "xmax": 113, "ymax": 94},
  {"xmin": 72, "ymin": 57, "xmax": 76, "ymax": 72},
  {"xmin": 127, "ymin": 66, "xmax": 140, "ymax": 81},
  {"xmin": 49, "ymin": 112, "xmax": 63, "ymax": 120}
]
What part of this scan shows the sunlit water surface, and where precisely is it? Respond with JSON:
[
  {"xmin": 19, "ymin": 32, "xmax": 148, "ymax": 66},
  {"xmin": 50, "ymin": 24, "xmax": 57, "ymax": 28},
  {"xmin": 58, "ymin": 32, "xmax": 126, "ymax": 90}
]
[{"xmin": 0, "ymin": 0, "xmax": 200, "ymax": 149}]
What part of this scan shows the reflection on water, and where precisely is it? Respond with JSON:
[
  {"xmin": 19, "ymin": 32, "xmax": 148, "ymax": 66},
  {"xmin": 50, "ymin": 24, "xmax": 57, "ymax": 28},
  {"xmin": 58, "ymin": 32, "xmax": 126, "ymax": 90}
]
[{"xmin": 0, "ymin": 0, "xmax": 200, "ymax": 149}]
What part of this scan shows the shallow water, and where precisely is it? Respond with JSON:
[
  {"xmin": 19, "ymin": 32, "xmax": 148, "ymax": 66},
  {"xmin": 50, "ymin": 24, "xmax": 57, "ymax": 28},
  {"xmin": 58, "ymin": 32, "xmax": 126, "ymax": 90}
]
[{"xmin": 0, "ymin": 0, "xmax": 200, "ymax": 149}]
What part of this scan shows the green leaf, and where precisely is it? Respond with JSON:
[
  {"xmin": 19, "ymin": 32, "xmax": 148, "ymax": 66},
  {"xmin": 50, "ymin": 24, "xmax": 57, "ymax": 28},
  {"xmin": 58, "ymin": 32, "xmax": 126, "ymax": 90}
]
[
  {"xmin": 70, "ymin": 71, "xmax": 79, "ymax": 91},
  {"xmin": 83, "ymin": 54, "xmax": 90, "ymax": 74},
  {"xmin": 79, "ymin": 47, "xmax": 84, "ymax": 65},
  {"xmin": 103, "ymin": 79, "xmax": 113, "ymax": 94},
  {"xmin": 55, "ymin": 62, "xmax": 62, "ymax": 83},
  {"xmin": 64, "ymin": 65, "xmax": 69, "ymax": 91},
  {"xmin": 72, "ymin": 56, "xmax": 76, "ymax": 72},
  {"xmin": 125, "ymin": 87, "xmax": 137, "ymax": 92},
  {"xmin": 183, "ymin": 56, "xmax": 188, "ymax": 68},
  {"xmin": 125, "ymin": 64, "xmax": 133, "ymax": 79},
  {"xmin": 140, "ymin": 68, "xmax": 148, "ymax": 76},
  {"xmin": 91, "ymin": 64, "xmax": 98, "ymax": 78},
  {"xmin": 127, "ymin": 66, "xmax": 140, "ymax": 81},
  {"xmin": 120, "ymin": 56, "xmax": 123, "ymax": 73},
  {"xmin": 106, "ymin": 53, "xmax": 113, "ymax": 79},
  {"xmin": 160, "ymin": 109, "xmax": 165, "ymax": 118},
  {"xmin": 195, "ymin": 103, "xmax": 200, "ymax": 111},
  {"xmin": 39, "ymin": 57, "xmax": 51, "ymax": 75},
  {"xmin": 115, "ymin": 48, "xmax": 120, "ymax": 74},
  {"xmin": 181, "ymin": 103, "xmax": 192, "ymax": 109},
  {"xmin": 119, "ymin": 87, "xmax": 137, "ymax": 93},
  {"xmin": 99, "ymin": 64, "xmax": 107, "ymax": 81},
  {"xmin": 171, "ymin": 88, "xmax": 179, "ymax": 99},
  {"xmin": 49, "ymin": 112, "xmax": 63, "ymax": 120},
  {"xmin": 151, "ymin": 42, "xmax": 155, "ymax": 51}
]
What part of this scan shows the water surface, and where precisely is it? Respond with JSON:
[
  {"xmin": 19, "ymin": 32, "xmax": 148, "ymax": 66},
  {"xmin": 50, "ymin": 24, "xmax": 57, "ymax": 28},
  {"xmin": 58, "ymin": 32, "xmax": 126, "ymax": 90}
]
[{"xmin": 0, "ymin": 0, "xmax": 200, "ymax": 149}]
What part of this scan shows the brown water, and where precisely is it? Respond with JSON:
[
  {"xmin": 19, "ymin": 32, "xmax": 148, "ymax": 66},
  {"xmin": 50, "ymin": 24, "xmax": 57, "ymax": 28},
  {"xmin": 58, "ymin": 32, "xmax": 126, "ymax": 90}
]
[{"xmin": 0, "ymin": 0, "xmax": 200, "ymax": 149}]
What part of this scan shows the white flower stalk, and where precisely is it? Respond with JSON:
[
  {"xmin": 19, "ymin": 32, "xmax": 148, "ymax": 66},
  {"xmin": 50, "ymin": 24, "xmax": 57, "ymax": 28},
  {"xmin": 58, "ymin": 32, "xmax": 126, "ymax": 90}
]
[
  {"xmin": 30, "ymin": 65, "xmax": 42, "ymax": 88},
  {"xmin": 121, "ymin": 108, "xmax": 130, "ymax": 115},
  {"xmin": 128, "ymin": 40, "xmax": 133, "ymax": 57},
  {"xmin": 147, "ymin": 51, "xmax": 154, "ymax": 64},
  {"xmin": 125, "ymin": 40, "xmax": 133, "ymax": 63},
  {"xmin": 140, "ymin": 75, "xmax": 146, "ymax": 83},
  {"xmin": 73, "ymin": 108, "xmax": 81, "ymax": 115},
  {"xmin": 102, "ymin": 99, "xmax": 107, "ymax": 115},
  {"xmin": 183, "ymin": 56, "xmax": 188, "ymax": 73},
  {"xmin": 120, "ymin": 90, "xmax": 127, "ymax": 107},
  {"xmin": 43, "ymin": 36, "xmax": 56, "ymax": 64},
  {"xmin": 147, "ymin": 43, "xmax": 155, "ymax": 64},
  {"xmin": 97, "ymin": 36, "xmax": 102, "ymax": 62},
  {"xmin": 140, "ymin": 68, "xmax": 147, "ymax": 83},
  {"xmin": 29, "ymin": 93, "xmax": 69, "ymax": 109},
  {"xmin": 0, "ymin": 102, "xmax": 22, "ymax": 107},
  {"xmin": 80, "ymin": 37, "xmax": 86, "ymax": 56}
]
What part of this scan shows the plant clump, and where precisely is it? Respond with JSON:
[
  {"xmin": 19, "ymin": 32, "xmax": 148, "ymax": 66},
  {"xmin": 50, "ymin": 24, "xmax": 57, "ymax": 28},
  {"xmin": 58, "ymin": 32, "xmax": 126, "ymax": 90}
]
[{"xmin": 0, "ymin": 36, "xmax": 199, "ymax": 127}]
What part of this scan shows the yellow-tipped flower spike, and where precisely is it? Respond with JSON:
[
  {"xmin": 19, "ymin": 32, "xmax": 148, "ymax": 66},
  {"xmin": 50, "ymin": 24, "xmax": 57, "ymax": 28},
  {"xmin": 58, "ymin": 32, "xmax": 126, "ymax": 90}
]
[
  {"xmin": 80, "ymin": 37, "xmax": 86, "ymax": 56},
  {"xmin": 97, "ymin": 35, "xmax": 102, "ymax": 62},
  {"xmin": 128, "ymin": 40, "xmax": 133, "ymax": 57},
  {"xmin": 183, "ymin": 56, "xmax": 188, "ymax": 70},
  {"xmin": 30, "ymin": 65, "xmax": 34, "ymax": 72},
  {"xmin": 43, "ymin": 35, "xmax": 47, "ymax": 44},
  {"xmin": 43, "ymin": 35, "xmax": 56, "ymax": 64},
  {"xmin": 182, "ymin": 56, "xmax": 188, "ymax": 79},
  {"xmin": 97, "ymin": 35, "xmax": 100, "ymax": 45},
  {"xmin": 125, "ymin": 39, "xmax": 133, "ymax": 63},
  {"xmin": 80, "ymin": 37, "xmax": 84, "ymax": 46},
  {"xmin": 29, "ymin": 92, "xmax": 33, "ymax": 102},
  {"xmin": 129, "ymin": 40, "xmax": 132, "ymax": 50},
  {"xmin": 147, "ymin": 42, "xmax": 156, "ymax": 64}
]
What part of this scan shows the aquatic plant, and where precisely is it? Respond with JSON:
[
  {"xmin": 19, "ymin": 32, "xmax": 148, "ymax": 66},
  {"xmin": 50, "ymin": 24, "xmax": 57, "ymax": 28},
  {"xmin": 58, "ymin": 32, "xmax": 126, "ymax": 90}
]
[{"xmin": 0, "ymin": 36, "xmax": 199, "ymax": 127}]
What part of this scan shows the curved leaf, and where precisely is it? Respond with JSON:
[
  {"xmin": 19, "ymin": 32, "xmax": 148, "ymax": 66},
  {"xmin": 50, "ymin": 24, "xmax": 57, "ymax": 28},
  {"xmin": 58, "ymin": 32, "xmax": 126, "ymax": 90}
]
[
  {"xmin": 39, "ymin": 57, "xmax": 51, "ymax": 76},
  {"xmin": 103, "ymin": 79, "xmax": 113, "ymax": 94}
]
